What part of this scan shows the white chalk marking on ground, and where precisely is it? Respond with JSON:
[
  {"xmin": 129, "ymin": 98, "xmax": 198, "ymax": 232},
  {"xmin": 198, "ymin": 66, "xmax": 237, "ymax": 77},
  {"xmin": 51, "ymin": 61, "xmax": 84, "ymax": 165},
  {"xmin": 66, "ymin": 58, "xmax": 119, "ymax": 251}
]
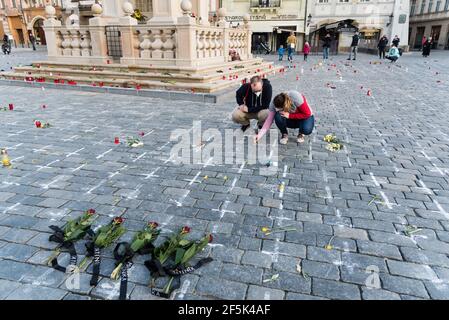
[
  {"xmin": 308, "ymin": 139, "xmax": 313, "ymax": 163},
  {"xmin": 322, "ymin": 170, "xmax": 328, "ymax": 183},
  {"xmin": 7, "ymin": 129, "xmax": 31, "ymax": 137},
  {"xmin": 142, "ymin": 130, "xmax": 154, "ymax": 138},
  {"xmin": 212, "ymin": 201, "xmax": 235, "ymax": 218},
  {"xmin": 84, "ymin": 126, "xmax": 98, "ymax": 133},
  {"xmin": 8, "ymin": 143, "xmax": 23, "ymax": 150},
  {"xmin": 157, "ymin": 142, "xmax": 170, "ymax": 150},
  {"xmin": 325, "ymin": 186, "xmax": 333, "ymax": 203},
  {"xmin": 370, "ymin": 172, "xmax": 381, "ymax": 187},
  {"xmin": 133, "ymin": 152, "xmax": 147, "ymax": 163},
  {"xmin": 66, "ymin": 147, "xmax": 85, "ymax": 158},
  {"xmin": 62, "ymin": 135, "xmax": 79, "ymax": 142},
  {"xmin": 264, "ymin": 292, "xmax": 271, "ymax": 300},
  {"xmin": 3, "ymin": 203, "xmax": 20, "ymax": 214},
  {"xmin": 72, "ymin": 164, "xmax": 86, "ymax": 172},
  {"xmin": 238, "ymin": 162, "xmax": 246, "ymax": 174},
  {"xmin": 36, "ymin": 159, "xmax": 60, "ymax": 171},
  {"xmin": 86, "ymin": 180, "xmax": 106, "ymax": 194},
  {"xmin": 33, "ymin": 145, "xmax": 52, "ymax": 153},
  {"xmin": 434, "ymin": 200, "xmax": 449, "ymax": 220},
  {"xmin": 283, "ymin": 165, "xmax": 288, "ymax": 178},
  {"xmin": 202, "ymin": 157, "xmax": 214, "ymax": 168},
  {"xmin": 142, "ymin": 167, "xmax": 161, "ymax": 179},
  {"xmin": 127, "ymin": 184, "xmax": 143, "ymax": 200},
  {"xmin": 164, "ymin": 154, "xmax": 175, "ymax": 164},
  {"xmin": 379, "ymin": 191, "xmax": 393, "ymax": 210},
  {"xmin": 41, "ymin": 175, "xmax": 65, "ymax": 189},
  {"xmin": 336, "ymin": 209, "xmax": 342, "ymax": 218},
  {"xmin": 175, "ymin": 190, "xmax": 190, "ymax": 207},
  {"xmin": 96, "ymin": 148, "xmax": 113, "ymax": 159},
  {"xmin": 11, "ymin": 156, "xmax": 24, "ymax": 162},
  {"xmin": 229, "ymin": 177, "xmax": 238, "ymax": 191}
]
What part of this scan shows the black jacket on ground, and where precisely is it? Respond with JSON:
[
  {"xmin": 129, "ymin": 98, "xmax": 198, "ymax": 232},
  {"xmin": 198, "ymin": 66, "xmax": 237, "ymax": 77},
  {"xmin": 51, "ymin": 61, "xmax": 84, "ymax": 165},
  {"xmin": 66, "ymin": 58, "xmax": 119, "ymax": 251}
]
[
  {"xmin": 236, "ymin": 79, "xmax": 272, "ymax": 114},
  {"xmin": 350, "ymin": 35, "xmax": 359, "ymax": 47}
]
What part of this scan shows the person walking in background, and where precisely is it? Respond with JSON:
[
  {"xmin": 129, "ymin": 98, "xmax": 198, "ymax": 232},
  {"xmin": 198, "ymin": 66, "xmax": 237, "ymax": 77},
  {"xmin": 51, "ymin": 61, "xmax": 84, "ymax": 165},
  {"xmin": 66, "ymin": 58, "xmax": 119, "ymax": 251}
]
[
  {"xmin": 377, "ymin": 35, "xmax": 388, "ymax": 59},
  {"xmin": 347, "ymin": 31, "xmax": 360, "ymax": 61},
  {"xmin": 278, "ymin": 45, "xmax": 285, "ymax": 61},
  {"xmin": 323, "ymin": 33, "xmax": 331, "ymax": 60},
  {"xmin": 392, "ymin": 35, "xmax": 400, "ymax": 47},
  {"xmin": 287, "ymin": 32, "xmax": 297, "ymax": 62},
  {"xmin": 303, "ymin": 41, "xmax": 310, "ymax": 61},
  {"xmin": 422, "ymin": 37, "xmax": 432, "ymax": 57},
  {"xmin": 29, "ymin": 34, "xmax": 36, "ymax": 51},
  {"xmin": 386, "ymin": 43, "xmax": 400, "ymax": 63},
  {"xmin": 421, "ymin": 36, "xmax": 427, "ymax": 51}
]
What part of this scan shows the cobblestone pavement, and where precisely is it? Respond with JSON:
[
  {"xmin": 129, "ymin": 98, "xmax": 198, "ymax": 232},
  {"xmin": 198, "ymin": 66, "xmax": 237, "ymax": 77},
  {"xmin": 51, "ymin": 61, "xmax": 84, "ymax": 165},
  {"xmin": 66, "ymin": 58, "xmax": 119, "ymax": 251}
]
[
  {"xmin": 0, "ymin": 46, "xmax": 47, "ymax": 72},
  {"xmin": 1, "ymin": 51, "xmax": 449, "ymax": 300}
]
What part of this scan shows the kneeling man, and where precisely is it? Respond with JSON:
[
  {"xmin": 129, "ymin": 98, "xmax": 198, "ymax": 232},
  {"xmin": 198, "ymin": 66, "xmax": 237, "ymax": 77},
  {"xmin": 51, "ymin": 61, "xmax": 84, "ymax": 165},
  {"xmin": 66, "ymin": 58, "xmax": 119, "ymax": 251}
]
[{"xmin": 232, "ymin": 76, "xmax": 273, "ymax": 132}]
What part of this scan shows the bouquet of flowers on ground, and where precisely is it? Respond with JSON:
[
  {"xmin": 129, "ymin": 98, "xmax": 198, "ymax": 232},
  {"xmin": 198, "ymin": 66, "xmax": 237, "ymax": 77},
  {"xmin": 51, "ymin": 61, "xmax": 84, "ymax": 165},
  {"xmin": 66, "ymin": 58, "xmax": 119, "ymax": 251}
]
[
  {"xmin": 47, "ymin": 209, "xmax": 96, "ymax": 272},
  {"xmin": 324, "ymin": 134, "xmax": 343, "ymax": 152},
  {"xmin": 145, "ymin": 226, "xmax": 213, "ymax": 298},
  {"xmin": 84, "ymin": 217, "xmax": 126, "ymax": 286},
  {"xmin": 110, "ymin": 222, "xmax": 161, "ymax": 300},
  {"xmin": 126, "ymin": 136, "xmax": 144, "ymax": 148}
]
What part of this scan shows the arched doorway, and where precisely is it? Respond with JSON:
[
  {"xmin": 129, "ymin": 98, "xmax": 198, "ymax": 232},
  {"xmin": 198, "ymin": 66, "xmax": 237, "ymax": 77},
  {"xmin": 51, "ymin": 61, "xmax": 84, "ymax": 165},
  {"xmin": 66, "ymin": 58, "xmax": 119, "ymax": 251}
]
[{"xmin": 33, "ymin": 18, "xmax": 46, "ymax": 45}]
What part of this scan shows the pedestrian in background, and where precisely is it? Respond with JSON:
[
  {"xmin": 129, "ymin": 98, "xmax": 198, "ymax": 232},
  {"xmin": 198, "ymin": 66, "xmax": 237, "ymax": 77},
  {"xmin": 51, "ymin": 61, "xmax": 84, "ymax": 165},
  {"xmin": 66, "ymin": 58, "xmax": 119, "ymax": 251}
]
[
  {"xmin": 422, "ymin": 37, "xmax": 432, "ymax": 57},
  {"xmin": 323, "ymin": 33, "xmax": 331, "ymax": 60},
  {"xmin": 347, "ymin": 31, "xmax": 359, "ymax": 61},
  {"xmin": 392, "ymin": 35, "xmax": 400, "ymax": 47},
  {"xmin": 287, "ymin": 32, "xmax": 297, "ymax": 62},
  {"xmin": 421, "ymin": 36, "xmax": 427, "ymax": 51},
  {"xmin": 303, "ymin": 41, "xmax": 310, "ymax": 61},
  {"xmin": 278, "ymin": 45, "xmax": 285, "ymax": 61},
  {"xmin": 377, "ymin": 35, "xmax": 388, "ymax": 59},
  {"xmin": 29, "ymin": 34, "xmax": 36, "ymax": 51}
]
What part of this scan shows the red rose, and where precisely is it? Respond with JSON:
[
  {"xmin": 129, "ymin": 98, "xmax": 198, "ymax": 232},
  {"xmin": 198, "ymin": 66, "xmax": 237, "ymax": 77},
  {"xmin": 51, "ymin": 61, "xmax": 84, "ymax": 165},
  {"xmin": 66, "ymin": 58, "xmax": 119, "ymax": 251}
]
[
  {"xmin": 35, "ymin": 121, "xmax": 42, "ymax": 128},
  {"xmin": 113, "ymin": 217, "xmax": 124, "ymax": 224},
  {"xmin": 87, "ymin": 209, "xmax": 96, "ymax": 215},
  {"xmin": 148, "ymin": 221, "xmax": 159, "ymax": 228},
  {"xmin": 181, "ymin": 226, "xmax": 191, "ymax": 234},
  {"xmin": 208, "ymin": 234, "xmax": 213, "ymax": 243}
]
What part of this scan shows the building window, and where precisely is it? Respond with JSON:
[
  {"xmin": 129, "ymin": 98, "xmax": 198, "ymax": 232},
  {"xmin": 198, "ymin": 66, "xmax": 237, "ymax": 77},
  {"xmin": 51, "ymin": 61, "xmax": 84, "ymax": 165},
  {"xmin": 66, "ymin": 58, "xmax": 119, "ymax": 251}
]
[
  {"xmin": 339, "ymin": 0, "xmax": 350, "ymax": 2},
  {"xmin": 318, "ymin": 0, "xmax": 329, "ymax": 3},
  {"xmin": 445, "ymin": 0, "xmax": 449, "ymax": 10},
  {"xmin": 436, "ymin": 0, "xmax": 441, "ymax": 10},
  {"xmin": 420, "ymin": 0, "xmax": 426, "ymax": 13},
  {"xmin": 428, "ymin": 0, "xmax": 433, "ymax": 12},
  {"xmin": 135, "ymin": 0, "xmax": 153, "ymax": 12},
  {"xmin": 410, "ymin": 0, "xmax": 416, "ymax": 15}
]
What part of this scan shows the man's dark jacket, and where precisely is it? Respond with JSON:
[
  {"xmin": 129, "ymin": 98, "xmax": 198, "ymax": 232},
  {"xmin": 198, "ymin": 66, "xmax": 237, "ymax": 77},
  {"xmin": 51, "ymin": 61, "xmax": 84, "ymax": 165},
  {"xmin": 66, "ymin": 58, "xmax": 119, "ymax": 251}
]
[{"xmin": 236, "ymin": 79, "xmax": 272, "ymax": 114}]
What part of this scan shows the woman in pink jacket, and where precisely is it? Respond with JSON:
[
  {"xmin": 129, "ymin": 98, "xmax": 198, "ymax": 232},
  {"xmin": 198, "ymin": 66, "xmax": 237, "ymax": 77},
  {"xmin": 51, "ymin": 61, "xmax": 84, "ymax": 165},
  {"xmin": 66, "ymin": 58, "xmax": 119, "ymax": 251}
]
[
  {"xmin": 255, "ymin": 91, "xmax": 315, "ymax": 145},
  {"xmin": 303, "ymin": 41, "xmax": 311, "ymax": 61}
]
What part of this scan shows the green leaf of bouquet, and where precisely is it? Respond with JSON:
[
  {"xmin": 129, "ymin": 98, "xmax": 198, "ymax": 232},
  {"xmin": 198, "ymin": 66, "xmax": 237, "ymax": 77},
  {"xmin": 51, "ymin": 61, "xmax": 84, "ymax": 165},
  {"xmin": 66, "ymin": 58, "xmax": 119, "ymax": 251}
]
[
  {"xmin": 178, "ymin": 239, "xmax": 191, "ymax": 247},
  {"xmin": 175, "ymin": 248, "xmax": 186, "ymax": 265},
  {"xmin": 181, "ymin": 244, "xmax": 197, "ymax": 264}
]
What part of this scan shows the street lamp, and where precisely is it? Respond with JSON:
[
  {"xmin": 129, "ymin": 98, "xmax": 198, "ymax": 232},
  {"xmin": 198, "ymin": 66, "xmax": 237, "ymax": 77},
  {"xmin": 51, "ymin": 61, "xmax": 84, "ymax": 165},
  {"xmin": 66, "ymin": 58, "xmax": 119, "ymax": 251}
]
[
  {"xmin": 386, "ymin": 13, "xmax": 394, "ymax": 27},
  {"xmin": 307, "ymin": 14, "xmax": 312, "ymax": 27}
]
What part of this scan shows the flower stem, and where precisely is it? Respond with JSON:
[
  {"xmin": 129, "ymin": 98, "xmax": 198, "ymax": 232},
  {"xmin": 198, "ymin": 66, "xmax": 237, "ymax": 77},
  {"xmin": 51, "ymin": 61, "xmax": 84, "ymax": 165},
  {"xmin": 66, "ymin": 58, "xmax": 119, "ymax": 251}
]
[
  {"xmin": 46, "ymin": 248, "xmax": 60, "ymax": 266},
  {"xmin": 111, "ymin": 262, "xmax": 123, "ymax": 280},
  {"xmin": 163, "ymin": 277, "xmax": 174, "ymax": 295}
]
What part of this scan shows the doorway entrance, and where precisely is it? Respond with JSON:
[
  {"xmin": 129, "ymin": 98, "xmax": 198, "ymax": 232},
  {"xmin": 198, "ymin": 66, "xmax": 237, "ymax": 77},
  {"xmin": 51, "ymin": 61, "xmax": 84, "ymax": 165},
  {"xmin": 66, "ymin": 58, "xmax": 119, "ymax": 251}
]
[
  {"xmin": 414, "ymin": 27, "xmax": 425, "ymax": 49},
  {"xmin": 33, "ymin": 18, "xmax": 46, "ymax": 45}
]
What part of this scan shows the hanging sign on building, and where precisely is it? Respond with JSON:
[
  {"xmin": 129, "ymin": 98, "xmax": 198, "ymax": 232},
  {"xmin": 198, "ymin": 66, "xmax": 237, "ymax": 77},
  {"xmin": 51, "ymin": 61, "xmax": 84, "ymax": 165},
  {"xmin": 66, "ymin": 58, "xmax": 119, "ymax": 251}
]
[
  {"xmin": 226, "ymin": 14, "xmax": 299, "ymax": 22},
  {"xmin": 398, "ymin": 14, "xmax": 407, "ymax": 24}
]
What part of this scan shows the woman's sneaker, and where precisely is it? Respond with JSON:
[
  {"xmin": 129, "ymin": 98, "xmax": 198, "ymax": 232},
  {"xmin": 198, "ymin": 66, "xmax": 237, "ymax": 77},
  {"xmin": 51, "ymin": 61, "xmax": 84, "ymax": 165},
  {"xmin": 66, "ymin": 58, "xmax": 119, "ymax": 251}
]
[
  {"xmin": 297, "ymin": 134, "xmax": 305, "ymax": 143},
  {"xmin": 280, "ymin": 135, "xmax": 289, "ymax": 145}
]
